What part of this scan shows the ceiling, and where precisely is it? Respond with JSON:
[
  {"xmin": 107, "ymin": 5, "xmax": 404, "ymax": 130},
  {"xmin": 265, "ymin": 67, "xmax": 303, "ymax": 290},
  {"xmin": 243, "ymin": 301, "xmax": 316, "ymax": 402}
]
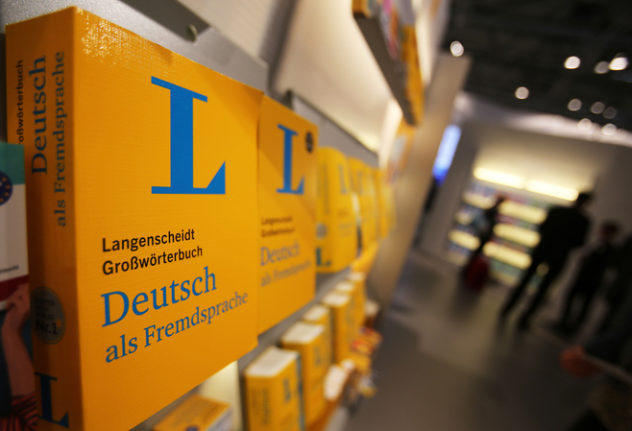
[{"xmin": 441, "ymin": 0, "xmax": 632, "ymax": 132}]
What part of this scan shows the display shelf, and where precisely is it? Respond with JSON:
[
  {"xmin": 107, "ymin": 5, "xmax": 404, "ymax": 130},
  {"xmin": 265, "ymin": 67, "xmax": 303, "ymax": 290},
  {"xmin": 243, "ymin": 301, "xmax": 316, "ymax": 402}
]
[
  {"xmin": 453, "ymin": 211, "xmax": 541, "ymax": 248},
  {"xmin": 448, "ymin": 229, "xmax": 531, "ymax": 269},
  {"xmin": 494, "ymin": 223, "xmax": 540, "ymax": 248},
  {"xmin": 353, "ymin": 14, "xmax": 416, "ymax": 125},
  {"xmin": 484, "ymin": 242, "xmax": 531, "ymax": 270},
  {"xmin": 462, "ymin": 193, "xmax": 547, "ymax": 225},
  {"xmin": 499, "ymin": 200, "xmax": 547, "ymax": 225}
]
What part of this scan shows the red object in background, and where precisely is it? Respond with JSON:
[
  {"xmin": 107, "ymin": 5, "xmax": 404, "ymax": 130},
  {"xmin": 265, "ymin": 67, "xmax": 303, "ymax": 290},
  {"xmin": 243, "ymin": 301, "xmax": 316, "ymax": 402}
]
[
  {"xmin": 560, "ymin": 346, "xmax": 602, "ymax": 378},
  {"xmin": 463, "ymin": 255, "xmax": 489, "ymax": 291}
]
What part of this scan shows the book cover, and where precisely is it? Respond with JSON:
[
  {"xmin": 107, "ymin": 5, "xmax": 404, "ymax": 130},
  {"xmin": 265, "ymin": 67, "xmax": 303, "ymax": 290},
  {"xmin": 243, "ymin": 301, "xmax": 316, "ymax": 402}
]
[
  {"xmin": 244, "ymin": 347, "xmax": 303, "ymax": 431},
  {"xmin": 321, "ymin": 292, "xmax": 352, "ymax": 363},
  {"xmin": 315, "ymin": 148, "xmax": 357, "ymax": 273},
  {"xmin": 258, "ymin": 97, "xmax": 317, "ymax": 332},
  {"xmin": 6, "ymin": 8, "xmax": 262, "ymax": 430},
  {"xmin": 280, "ymin": 322, "xmax": 327, "ymax": 425},
  {"xmin": 301, "ymin": 305, "xmax": 332, "ymax": 370},
  {"xmin": 348, "ymin": 158, "xmax": 379, "ymax": 251},
  {"xmin": 153, "ymin": 395, "xmax": 232, "ymax": 431},
  {"xmin": 0, "ymin": 143, "xmax": 28, "ymax": 304},
  {"xmin": 0, "ymin": 143, "xmax": 35, "ymax": 424}
]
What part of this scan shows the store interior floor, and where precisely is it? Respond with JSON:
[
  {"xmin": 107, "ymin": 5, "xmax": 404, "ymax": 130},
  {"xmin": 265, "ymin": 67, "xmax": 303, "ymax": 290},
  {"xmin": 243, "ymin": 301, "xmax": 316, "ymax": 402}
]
[{"xmin": 345, "ymin": 249, "xmax": 596, "ymax": 431}]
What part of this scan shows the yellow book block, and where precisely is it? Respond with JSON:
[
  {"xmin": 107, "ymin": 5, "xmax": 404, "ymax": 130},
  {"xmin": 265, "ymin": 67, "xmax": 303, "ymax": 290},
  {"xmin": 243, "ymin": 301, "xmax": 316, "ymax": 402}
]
[
  {"xmin": 301, "ymin": 305, "xmax": 333, "ymax": 369},
  {"xmin": 351, "ymin": 242, "xmax": 380, "ymax": 274},
  {"xmin": 334, "ymin": 281, "xmax": 362, "ymax": 346},
  {"xmin": 315, "ymin": 148, "xmax": 357, "ymax": 273},
  {"xmin": 281, "ymin": 322, "xmax": 328, "ymax": 425},
  {"xmin": 321, "ymin": 292, "xmax": 352, "ymax": 363},
  {"xmin": 258, "ymin": 96, "xmax": 317, "ymax": 332},
  {"xmin": 348, "ymin": 158, "xmax": 378, "ymax": 251},
  {"xmin": 6, "ymin": 8, "xmax": 261, "ymax": 430},
  {"xmin": 153, "ymin": 395, "xmax": 231, "ymax": 431},
  {"xmin": 245, "ymin": 347, "xmax": 304, "ymax": 431},
  {"xmin": 340, "ymin": 273, "xmax": 366, "ymax": 330}
]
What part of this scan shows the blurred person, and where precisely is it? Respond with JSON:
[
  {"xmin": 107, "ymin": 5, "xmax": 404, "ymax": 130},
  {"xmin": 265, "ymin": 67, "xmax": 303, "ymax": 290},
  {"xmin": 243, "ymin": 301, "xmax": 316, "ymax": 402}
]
[
  {"xmin": 560, "ymin": 277, "xmax": 632, "ymax": 431},
  {"xmin": 597, "ymin": 234, "xmax": 632, "ymax": 334},
  {"xmin": 554, "ymin": 221, "xmax": 620, "ymax": 335},
  {"xmin": 0, "ymin": 284, "xmax": 36, "ymax": 431},
  {"xmin": 462, "ymin": 195, "xmax": 506, "ymax": 275},
  {"xmin": 500, "ymin": 192, "xmax": 593, "ymax": 329}
]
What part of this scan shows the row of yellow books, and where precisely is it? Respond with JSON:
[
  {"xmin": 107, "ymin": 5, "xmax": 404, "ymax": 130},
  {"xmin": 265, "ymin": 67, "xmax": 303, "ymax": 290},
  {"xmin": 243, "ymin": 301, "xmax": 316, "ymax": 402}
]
[
  {"xmin": 316, "ymin": 148, "xmax": 396, "ymax": 275},
  {"xmin": 4, "ymin": 7, "xmax": 393, "ymax": 430},
  {"xmin": 244, "ymin": 270, "xmax": 369, "ymax": 431},
  {"xmin": 151, "ymin": 268, "xmax": 372, "ymax": 431}
]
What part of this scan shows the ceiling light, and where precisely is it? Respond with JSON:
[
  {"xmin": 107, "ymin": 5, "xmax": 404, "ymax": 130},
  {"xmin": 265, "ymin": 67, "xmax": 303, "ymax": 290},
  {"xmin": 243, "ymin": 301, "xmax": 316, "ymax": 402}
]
[
  {"xmin": 603, "ymin": 107, "xmax": 617, "ymax": 119},
  {"xmin": 473, "ymin": 168, "xmax": 525, "ymax": 189},
  {"xmin": 567, "ymin": 98, "xmax": 582, "ymax": 111},
  {"xmin": 564, "ymin": 56, "xmax": 581, "ymax": 69},
  {"xmin": 590, "ymin": 101, "xmax": 605, "ymax": 114},
  {"xmin": 577, "ymin": 118, "xmax": 592, "ymax": 131},
  {"xmin": 514, "ymin": 86, "xmax": 529, "ymax": 100},
  {"xmin": 526, "ymin": 180, "xmax": 578, "ymax": 201},
  {"xmin": 594, "ymin": 61, "xmax": 609, "ymax": 74},
  {"xmin": 450, "ymin": 41, "xmax": 464, "ymax": 57},
  {"xmin": 601, "ymin": 123, "xmax": 616, "ymax": 135},
  {"xmin": 609, "ymin": 54, "xmax": 628, "ymax": 71}
]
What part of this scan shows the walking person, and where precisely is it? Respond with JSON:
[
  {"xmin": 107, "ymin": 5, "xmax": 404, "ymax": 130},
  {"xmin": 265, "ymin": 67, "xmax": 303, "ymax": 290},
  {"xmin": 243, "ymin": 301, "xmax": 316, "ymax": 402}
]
[
  {"xmin": 499, "ymin": 192, "xmax": 593, "ymax": 329},
  {"xmin": 596, "ymin": 235, "xmax": 632, "ymax": 334},
  {"xmin": 462, "ymin": 195, "xmax": 506, "ymax": 273},
  {"xmin": 561, "ymin": 276, "xmax": 632, "ymax": 431},
  {"xmin": 554, "ymin": 221, "xmax": 620, "ymax": 335}
]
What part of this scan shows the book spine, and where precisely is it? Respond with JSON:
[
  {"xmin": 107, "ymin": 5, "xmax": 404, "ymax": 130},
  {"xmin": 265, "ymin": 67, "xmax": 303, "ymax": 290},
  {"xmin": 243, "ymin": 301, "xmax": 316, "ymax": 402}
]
[
  {"xmin": 245, "ymin": 376, "xmax": 274, "ymax": 431},
  {"xmin": 6, "ymin": 8, "xmax": 82, "ymax": 430}
]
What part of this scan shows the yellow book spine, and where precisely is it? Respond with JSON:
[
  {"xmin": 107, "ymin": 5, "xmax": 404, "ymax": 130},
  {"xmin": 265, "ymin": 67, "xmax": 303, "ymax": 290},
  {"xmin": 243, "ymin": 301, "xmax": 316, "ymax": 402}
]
[
  {"xmin": 331, "ymin": 305, "xmax": 350, "ymax": 363},
  {"xmin": 246, "ymin": 376, "xmax": 276, "ymax": 431},
  {"xmin": 282, "ymin": 338, "xmax": 327, "ymax": 425},
  {"xmin": 246, "ymin": 362, "xmax": 304, "ymax": 431},
  {"xmin": 6, "ymin": 9, "xmax": 82, "ymax": 429},
  {"xmin": 302, "ymin": 313, "xmax": 333, "ymax": 369}
]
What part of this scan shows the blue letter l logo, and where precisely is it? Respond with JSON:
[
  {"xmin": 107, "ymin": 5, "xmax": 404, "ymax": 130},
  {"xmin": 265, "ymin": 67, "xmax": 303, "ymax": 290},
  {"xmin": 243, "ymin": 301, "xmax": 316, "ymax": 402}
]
[
  {"xmin": 276, "ymin": 124, "xmax": 304, "ymax": 195},
  {"xmin": 151, "ymin": 77, "xmax": 225, "ymax": 195}
]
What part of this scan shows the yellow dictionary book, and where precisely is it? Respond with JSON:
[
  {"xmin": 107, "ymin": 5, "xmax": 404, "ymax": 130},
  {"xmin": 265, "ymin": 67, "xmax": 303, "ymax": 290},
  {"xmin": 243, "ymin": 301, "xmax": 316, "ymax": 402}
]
[
  {"xmin": 315, "ymin": 147, "xmax": 357, "ymax": 273},
  {"xmin": 351, "ymin": 242, "xmax": 380, "ymax": 274},
  {"xmin": 258, "ymin": 96, "xmax": 317, "ymax": 332},
  {"xmin": 348, "ymin": 158, "xmax": 378, "ymax": 251},
  {"xmin": 6, "ymin": 8, "xmax": 261, "ymax": 430},
  {"xmin": 321, "ymin": 292, "xmax": 352, "ymax": 363},
  {"xmin": 245, "ymin": 347, "xmax": 304, "ymax": 431},
  {"xmin": 336, "ymin": 277, "xmax": 365, "ymax": 332},
  {"xmin": 281, "ymin": 322, "xmax": 327, "ymax": 426},
  {"xmin": 301, "ymin": 305, "xmax": 333, "ymax": 369},
  {"xmin": 153, "ymin": 395, "xmax": 232, "ymax": 431}
]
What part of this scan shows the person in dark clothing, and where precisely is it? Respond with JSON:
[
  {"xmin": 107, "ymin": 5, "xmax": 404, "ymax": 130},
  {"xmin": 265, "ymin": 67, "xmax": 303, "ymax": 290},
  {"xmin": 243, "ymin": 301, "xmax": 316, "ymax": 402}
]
[
  {"xmin": 555, "ymin": 221, "xmax": 620, "ymax": 335},
  {"xmin": 561, "ymin": 277, "xmax": 632, "ymax": 431},
  {"xmin": 598, "ymin": 235, "xmax": 632, "ymax": 334},
  {"xmin": 463, "ymin": 195, "xmax": 506, "ymax": 273},
  {"xmin": 500, "ymin": 192, "xmax": 593, "ymax": 329}
]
